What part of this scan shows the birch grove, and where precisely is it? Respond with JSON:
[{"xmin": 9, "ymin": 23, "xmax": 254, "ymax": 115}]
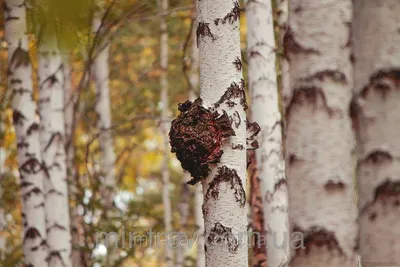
[
  {"xmin": 4, "ymin": 1, "xmax": 49, "ymax": 266},
  {"xmin": 247, "ymin": 0, "xmax": 290, "ymax": 266},
  {"xmin": 284, "ymin": 1, "xmax": 358, "ymax": 266},
  {"xmin": 352, "ymin": 0, "xmax": 400, "ymax": 262},
  {"xmin": 38, "ymin": 35, "xmax": 72, "ymax": 267},
  {"xmin": 197, "ymin": 0, "xmax": 248, "ymax": 266}
]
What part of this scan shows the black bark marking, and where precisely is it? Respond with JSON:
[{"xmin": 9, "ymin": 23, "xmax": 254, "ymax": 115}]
[
  {"xmin": 324, "ymin": 180, "xmax": 345, "ymax": 192},
  {"xmin": 169, "ymin": 98, "xmax": 235, "ymax": 185},
  {"xmin": 24, "ymin": 227, "xmax": 42, "ymax": 241},
  {"xmin": 359, "ymin": 69, "xmax": 400, "ymax": 99},
  {"xmin": 360, "ymin": 179, "xmax": 400, "ymax": 217},
  {"xmin": 292, "ymin": 225, "xmax": 344, "ymax": 255},
  {"xmin": 43, "ymin": 132, "xmax": 62, "ymax": 152},
  {"xmin": 26, "ymin": 123, "xmax": 39, "ymax": 136},
  {"xmin": 205, "ymin": 166, "xmax": 246, "ymax": 207},
  {"xmin": 288, "ymin": 154, "xmax": 301, "ymax": 166},
  {"xmin": 300, "ymin": 70, "xmax": 347, "ymax": 84},
  {"xmin": 373, "ymin": 180, "xmax": 400, "ymax": 203},
  {"xmin": 207, "ymin": 222, "xmax": 239, "ymax": 253},
  {"xmin": 20, "ymin": 158, "xmax": 44, "ymax": 175},
  {"xmin": 214, "ymin": 79, "xmax": 247, "ymax": 110},
  {"xmin": 223, "ymin": 1, "xmax": 241, "ymax": 24},
  {"xmin": 232, "ymin": 110, "xmax": 241, "ymax": 128},
  {"xmin": 47, "ymin": 223, "xmax": 67, "ymax": 233},
  {"xmin": 196, "ymin": 22, "xmax": 216, "ymax": 47},
  {"xmin": 232, "ymin": 144, "xmax": 244, "ymax": 150},
  {"xmin": 283, "ymin": 27, "xmax": 320, "ymax": 61},
  {"xmin": 233, "ymin": 57, "xmax": 242, "ymax": 71},
  {"xmin": 285, "ymin": 86, "xmax": 333, "ymax": 122},
  {"xmin": 10, "ymin": 46, "xmax": 30, "ymax": 68},
  {"xmin": 12, "ymin": 110, "xmax": 26, "ymax": 125},
  {"xmin": 358, "ymin": 150, "xmax": 393, "ymax": 167}
]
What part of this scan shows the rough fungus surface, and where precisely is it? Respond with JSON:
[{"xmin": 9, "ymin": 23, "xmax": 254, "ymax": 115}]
[
  {"xmin": 205, "ymin": 165, "xmax": 246, "ymax": 207},
  {"xmin": 169, "ymin": 98, "xmax": 235, "ymax": 185},
  {"xmin": 292, "ymin": 225, "xmax": 343, "ymax": 256},
  {"xmin": 207, "ymin": 222, "xmax": 239, "ymax": 253}
]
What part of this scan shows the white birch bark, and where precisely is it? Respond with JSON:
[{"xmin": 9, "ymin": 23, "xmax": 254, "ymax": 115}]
[
  {"xmin": 62, "ymin": 56, "xmax": 82, "ymax": 267},
  {"xmin": 247, "ymin": 1, "xmax": 290, "ymax": 266},
  {"xmin": 190, "ymin": 15, "xmax": 205, "ymax": 267},
  {"xmin": 4, "ymin": 1, "xmax": 48, "ymax": 266},
  {"xmin": 352, "ymin": 0, "xmax": 400, "ymax": 262},
  {"xmin": 284, "ymin": 1, "xmax": 358, "ymax": 266},
  {"xmin": 38, "ymin": 35, "xmax": 72, "ymax": 267},
  {"xmin": 159, "ymin": 0, "xmax": 173, "ymax": 265},
  {"xmin": 197, "ymin": 0, "xmax": 248, "ymax": 266}
]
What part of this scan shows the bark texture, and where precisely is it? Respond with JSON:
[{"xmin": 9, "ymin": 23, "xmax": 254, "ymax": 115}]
[
  {"xmin": 284, "ymin": 1, "xmax": 358, "ymax": 266},
  {"xmin": 197, "ymin": 0, "xmax": 248, "ymax": 266},
  {"xmin": 352, "ymin": 0, "xmax": 400, "ymax": 262},
  {"xmin": 247, "ymin": 1, "xmax": 290, "ymax": 266},
  {"xmin": 5, "ymin": 1, "xmax": 49, "ymax": 266},
  {"xmin": 38, "ymin": 36, "xmax": 72, "ymax": 267},
  {"xmin": 159, "ymin": 0, "xmax": 173, "ymax": 266}
]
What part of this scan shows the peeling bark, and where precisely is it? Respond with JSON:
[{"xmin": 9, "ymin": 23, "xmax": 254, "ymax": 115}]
[
  {"xmin": 197, "ymin": 0, "xmax": 248, "ymax": 266},
  {"xmin": 352, "ymin": 0, "xmax": 400, "ymax": 261},
  {"xmin": 285, "ymin": 1, "xmax": 357, "ymax": 266},
  {"xmin": 5, "ymin": 1, "xmax": 49, "ymax": 266},
  {"xmin": 38, "ymin": 35, "xmax": 72, "ymax": 267},
  {"xmin": 247, "ymin": 0, "xmax": 290, "ymax": 266}
]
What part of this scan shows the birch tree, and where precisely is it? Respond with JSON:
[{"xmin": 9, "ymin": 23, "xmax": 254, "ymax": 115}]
[
  {"xmin": 159, "ymin": 0, "xmax": 173, "ymax": 265},
  {"xmin": 4, "ymin": 1, "xmax": 48, "ymax": 266},
  {"xmin": 197, "ymin": 0, "xmax": 248, "ymax": 266},
  {"xmin": 284, "ymin": 1, "xmax": 358, "ymax": 266},
  {"xmin": 352, "ymin": 0, "xmax": 400, "ymax": 262},
  {"xmin": 277, "ymin": 0, "xmax": 290, "ymax": 108},
  {"xmin": 63, "ymin": 56, "xmax": 82, "ymax": 267},
  {"xmin": 38, "ymin": 35, "xmax": 72, "ymax": 267},
  {"xmin": 247, "ymin": 0, "xmax": 290, "ymax": 266},
  {"xmin": 92, "ymin": 6, "xmax": 116, "ymax": 211}
]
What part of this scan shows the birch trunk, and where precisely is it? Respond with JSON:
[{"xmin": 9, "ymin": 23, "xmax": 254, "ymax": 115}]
[
  {"xmin": 63, "ymin": 56, "xmax": 82, "ymax": 267},
  {"xmin": 92, "ymin": 12, "xmax": 116, "ymax": 210},
  {"xmin": 4, "ymin": 1, "xmax": 48, "ymax": 266},
  {"xmin": 38, "ymin": 35, "xmax": 72, "ymax": 267},
  {"xmin": 276, "ymin": 0, "xmax": 290, "ymax": 110},
  {"xmin": 247, "ymin": 1, "xmax": 290, "ymax": 266},
  {"xmin": 352, "ymin": 0, "xmax": 400, "ymax": 262},
  {"xmin": 197, "ymin": 0, "xmax": 248, "ymax": 266},
  {"xmin": 190, "ymin": 15, "xmax": 205, "ymax": 267},
  {"xmin": 159, "ymin": 0, "xmax": 173, "ymax": 265},
  {"xmin": 284, "ymin": 1, "xmax": 358, "ymax": 266}
]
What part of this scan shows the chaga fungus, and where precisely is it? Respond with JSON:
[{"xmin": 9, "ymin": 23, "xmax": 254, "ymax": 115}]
[{"xmin": 169, "ymin": 98, "xmax": 235, "ymax": 185}]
